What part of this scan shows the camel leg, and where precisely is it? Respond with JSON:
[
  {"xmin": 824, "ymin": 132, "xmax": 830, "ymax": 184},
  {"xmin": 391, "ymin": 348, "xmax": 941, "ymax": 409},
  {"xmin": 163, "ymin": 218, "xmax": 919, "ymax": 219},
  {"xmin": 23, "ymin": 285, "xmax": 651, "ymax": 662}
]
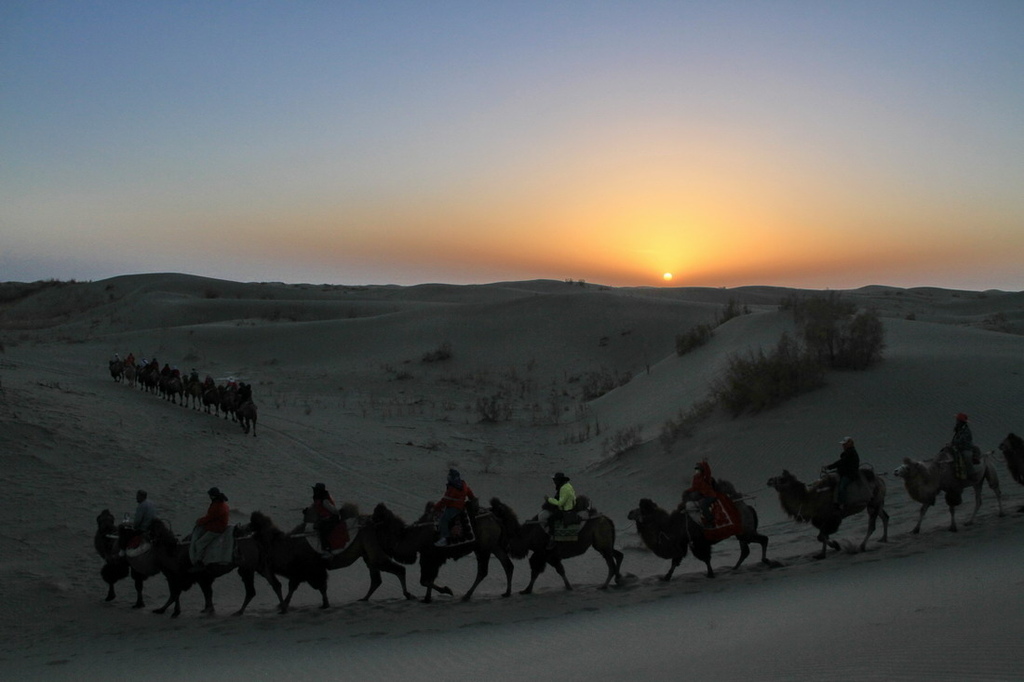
[
  {"xmin": 496, "ymin": 550, "xmax": 514, "ymax": 598},
  {"xmin": 599, "ymin": 549, "xmax": 624, "ymax": 589},
  {"xmin": 278, "ymin": 579, "xmax": 302, "ymax": 614},
  {"xmin": 692, "ymin": 542, "xmax": 714, "ymax": 578},
  {"xmin": 911, "ymin": 503, "xmax": 930, "ymax": 534},
  {"xmin": 520, "ymin": 552, "xmax": 548, "ymax": 594},
  {"xmin": 750, "ymin": 533, "xmax": 773, "ymax": 566},
  {"xmin": 461, "ymin": 552, "xmax": 491, "ymax": 602},
  {"xmin": 153, "ymin": 584, "xmax": 182, "ymax": 617},
  {"xmin": 733, "ymin": 540, "xmax": 751, "ymax": 570},
  {"xmin": 132, "ymin": 573, "xmax": 146, "ymax": 609},
  {"xmin": 550, "ymin": 556, "xmax": 573, "ymax": 591},
  {"xmin": 661, "ymin": 557, "xmax": 682, "ymax": 581},
  {"xmin": 359, "ymin": 567, "xmax": 384, "ymax": 602},
  {"xmin": 948, "ymin": 503, "xmax": 959, "ymax": 533},
  {"xmin": 379, "ymin": 559, "xmax": 414, "ymax": 600},
  {"xmin": 234, "ymin": 569, "xmax": 258, "ymax": 616},
  {"xmin": 199, "ymin": 579, "xmax": 216, "ymax": 615}
]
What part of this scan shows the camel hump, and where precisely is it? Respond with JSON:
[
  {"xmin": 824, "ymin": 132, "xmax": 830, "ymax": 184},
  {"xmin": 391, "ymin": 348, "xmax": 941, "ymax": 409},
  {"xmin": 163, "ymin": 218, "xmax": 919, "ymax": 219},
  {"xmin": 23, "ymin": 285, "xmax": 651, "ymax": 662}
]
[
  {"xmin": 338, "ymin": 502, "xmax": 359, "ymax": 519},
  {"xmin": 573, "ymin": 495, "xmax": 592, "ymax": 513}
]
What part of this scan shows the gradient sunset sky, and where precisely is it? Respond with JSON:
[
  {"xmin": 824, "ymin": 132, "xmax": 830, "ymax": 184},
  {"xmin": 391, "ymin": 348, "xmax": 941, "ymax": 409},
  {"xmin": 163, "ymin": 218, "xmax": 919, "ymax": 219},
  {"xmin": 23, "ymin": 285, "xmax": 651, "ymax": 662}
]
[{"xmin": 3, "ymin": 2, "xmax": 1023, "ymax": 290}]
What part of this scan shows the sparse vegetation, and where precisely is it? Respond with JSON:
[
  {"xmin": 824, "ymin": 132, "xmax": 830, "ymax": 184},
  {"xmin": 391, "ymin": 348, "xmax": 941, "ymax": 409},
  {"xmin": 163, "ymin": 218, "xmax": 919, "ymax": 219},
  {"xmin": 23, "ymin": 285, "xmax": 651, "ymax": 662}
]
[
  {"xmin": 603, "ymin": 424, "xmax": 643, "ymax": 457},
  {"xmin": 476, "ymin": 393, "xmax": 513, "ymax": 422},
  {"xmin": 714, "ymin": 332, "xmax": 826, "ymax": 417},
  {"xmin": 786, "ymin": 292, "xmax": 885, "ymax": 370},
  {"xmin": 421, "ymin": 341, "xmax": 453, "ymax": 363},
  {"xmin": 675, "ymin": 323, "xmax": 714, "ymax": 356}
]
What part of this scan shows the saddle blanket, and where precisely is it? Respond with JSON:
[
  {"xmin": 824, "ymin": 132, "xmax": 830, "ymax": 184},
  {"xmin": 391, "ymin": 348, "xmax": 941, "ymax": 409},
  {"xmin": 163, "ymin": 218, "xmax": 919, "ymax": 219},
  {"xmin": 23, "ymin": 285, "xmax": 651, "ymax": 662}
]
[{"xmin": 126, "ymin": 541, "xmax": 152, "ymax": 559}]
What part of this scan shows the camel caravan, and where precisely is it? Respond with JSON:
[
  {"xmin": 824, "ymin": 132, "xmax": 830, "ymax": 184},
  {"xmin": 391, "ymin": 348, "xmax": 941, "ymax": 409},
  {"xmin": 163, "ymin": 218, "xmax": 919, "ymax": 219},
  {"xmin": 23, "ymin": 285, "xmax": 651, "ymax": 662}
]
[
  {"xmin": 106, "ymin": 352, "xmax": 258, "ymax": 436},
  {"xmin": 94, "ymin": 390, "xmax": 1021, "ymax": 617}
]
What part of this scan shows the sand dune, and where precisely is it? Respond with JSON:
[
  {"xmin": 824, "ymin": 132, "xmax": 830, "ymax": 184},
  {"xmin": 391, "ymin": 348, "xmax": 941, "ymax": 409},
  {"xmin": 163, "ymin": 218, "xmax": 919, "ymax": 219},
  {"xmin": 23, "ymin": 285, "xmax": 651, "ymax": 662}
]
[{"xmin": 1, "ymin": 275, "xmax": 1021, "ymax": 680}]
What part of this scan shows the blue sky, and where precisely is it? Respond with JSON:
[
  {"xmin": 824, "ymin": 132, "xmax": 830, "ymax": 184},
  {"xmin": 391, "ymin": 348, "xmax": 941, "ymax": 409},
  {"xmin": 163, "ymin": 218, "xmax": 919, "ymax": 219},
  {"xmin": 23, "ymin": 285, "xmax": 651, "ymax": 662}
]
[{"xmin": 2, "ymin": 1, "xmax": 1023, "ymax": 289}]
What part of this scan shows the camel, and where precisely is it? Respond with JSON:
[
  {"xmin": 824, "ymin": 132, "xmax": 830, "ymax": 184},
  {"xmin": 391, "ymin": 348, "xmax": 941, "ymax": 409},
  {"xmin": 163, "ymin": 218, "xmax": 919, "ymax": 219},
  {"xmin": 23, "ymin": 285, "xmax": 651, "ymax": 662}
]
[
  {"xmin": 998, "ymin": 433, "xmax": 1024, "ymax": 512},
  {"xmin": 94, "ymin": 509, "xmax": 147, "ymax": 606},
  {"xmin": 298, "ymin": 506, "xmax": 415, "ymax": 602},
  {"xmin": 220, "ymin": 384, "xmax": 241, "ymax": 421},
  {"xmin": 235, "ymin": 511, "xmax": 329, "ymax": 614},
  {"xmin": 767, "ymin": 468, "xmax": 889, "ymax": 559},
  {"xmin": 184, "ymin": 373, "xmax": 203, "ymax": 409},
  {"xmin": 371, "ymin": 500, "xmax": 514, "ymax": 603},
  {"xmin": 201, "ymin": 383, "xmax": 220, "ymax": 416},
  {"xmin": 236, "ymin": 400, "xmax": 258, "ymax": 436},
  {"xmin": 628, "ymin": 489, "xmax": 776, "ymax": 580},
  {"xmin": 159, "ymin": 373, "xmax": 185, "ymax": 405},
  {"xmin": 489, "ymin": 497, "xmax": 623, "ymax": 594},
  {"xmin": 108, "ymin": 359, "xmax": 124, "ymax": 382},
  {"xmin": 127, "ymin": 519, "xmax": 256, "ymax": 617},
  {"xmin": 893, "ymin": 446, "xmax": 1003, "ymax": 533},
  {"xmin": 123, "ymin": 363, "xmax": 137, "ymax": 388},
  {"xmin": 139, "ymin": 364, "xmax": 159, "ymax": 394}
]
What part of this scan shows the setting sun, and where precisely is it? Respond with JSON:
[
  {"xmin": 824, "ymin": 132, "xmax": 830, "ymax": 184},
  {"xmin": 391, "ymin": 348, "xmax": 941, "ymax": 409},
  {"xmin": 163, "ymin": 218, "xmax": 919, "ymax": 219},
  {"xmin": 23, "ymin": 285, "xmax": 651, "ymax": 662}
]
[{"xmin": 663, "ymin": 272, "xmax": 673, "ymax": 282}]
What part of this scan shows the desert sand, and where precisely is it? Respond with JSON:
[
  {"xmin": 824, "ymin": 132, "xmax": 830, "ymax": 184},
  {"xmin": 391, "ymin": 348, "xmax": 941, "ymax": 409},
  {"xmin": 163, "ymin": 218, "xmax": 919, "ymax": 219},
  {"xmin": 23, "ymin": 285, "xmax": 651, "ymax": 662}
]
[{"xmin": 1, "ymin": 274, "xmax": 1022, "ymax": 681}]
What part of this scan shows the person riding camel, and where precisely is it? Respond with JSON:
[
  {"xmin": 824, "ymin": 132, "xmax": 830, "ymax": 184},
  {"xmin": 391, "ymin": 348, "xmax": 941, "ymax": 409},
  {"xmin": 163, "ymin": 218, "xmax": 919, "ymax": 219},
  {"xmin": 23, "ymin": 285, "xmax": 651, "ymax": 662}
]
[
  {"xmin": 133, "ymin": 489, "xmax": 157, "ymax": 535},
  {"xmin": 685, "ymin": 460, "xmax": 718, "ymax": 526},
  {"xmin": 189, "ymin": 487, "xmax": 230, "ymax": 570},
  {"xmin": 951, "ymin": 413, "xmax": 975, "ymax": 480},
  {"xmin": 311, "ymin": 482, "xmax": 341, "ymax": 550},
  {"xmin": 824, "ymin": 437, "xmax": 860, "ymax": 510},
  {"xmin": 540, "ymin": 472, "xmax": 576, "ymax": 548},
  {"xmin": 433, "ymin": 469, "xmax": 475, "ymax": 547}
]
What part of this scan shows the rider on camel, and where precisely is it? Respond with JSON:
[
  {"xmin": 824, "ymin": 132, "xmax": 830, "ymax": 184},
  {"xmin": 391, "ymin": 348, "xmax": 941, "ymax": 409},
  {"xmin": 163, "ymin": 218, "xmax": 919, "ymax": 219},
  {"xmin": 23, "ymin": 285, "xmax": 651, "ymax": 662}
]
[
  {"xmin": 540, "ymin": 472, "xmax": 576, "ymax": 548},
  {"xmin": 951, "ymin": 413, "xmax": 975, "ymax": 480},
  {"xmin": 433, "ymin": 469, "xmax": 475, "ymax": 547},
  {"xmin": 311, "ymin": 482, "xmax": 341, "ymax": 550},
  {"xmin": 685, "ymin": 460, "xmax": 718, "ymax": 526},
  {"xmin": 189, "ymin": 487, "xmax": 230, "ymax": 570},
  {"xmin": 824, "ymin": 437, "xmax": 860, "ymax": 510}
]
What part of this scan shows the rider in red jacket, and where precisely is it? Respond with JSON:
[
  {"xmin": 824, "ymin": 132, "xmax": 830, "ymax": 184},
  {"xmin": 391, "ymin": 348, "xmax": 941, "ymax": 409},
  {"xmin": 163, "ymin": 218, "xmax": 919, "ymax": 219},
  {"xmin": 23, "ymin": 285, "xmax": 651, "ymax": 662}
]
[
  {"xmin": 685, "ymin": 461, "xmax": 717, "ymax": 525},
  {"xmin": 433, "ymin": 469, "xmax": 475, "ymax": 546}
]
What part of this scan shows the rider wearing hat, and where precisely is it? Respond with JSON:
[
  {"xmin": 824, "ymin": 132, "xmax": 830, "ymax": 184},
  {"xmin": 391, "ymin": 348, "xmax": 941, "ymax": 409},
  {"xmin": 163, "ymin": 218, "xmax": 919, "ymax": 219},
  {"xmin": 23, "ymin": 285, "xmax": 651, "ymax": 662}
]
[
  {"xmin": 311, "ymin": 482, "xmax": 341, "ymax": 550},
  {"xmin": 540, "ymin": 472, "xmax": 576, "ymax": 546},
  {"xmin": 433, "ymin": 469, "xmax": 475, "ymax": 547},
  {"xmin": 824, "ymin": 437, "xmax": 860, "ymax": 510},
  {"xmin": 189, "ymin": 487, "xmax": 230, "ymax": 568},
  {"xmin": 685, "ymin": 460, "xmax": 717, "ymax": 526},
  {"xmin": 951, "ymin": 413, "xmax": 975, "ymax": 480}
]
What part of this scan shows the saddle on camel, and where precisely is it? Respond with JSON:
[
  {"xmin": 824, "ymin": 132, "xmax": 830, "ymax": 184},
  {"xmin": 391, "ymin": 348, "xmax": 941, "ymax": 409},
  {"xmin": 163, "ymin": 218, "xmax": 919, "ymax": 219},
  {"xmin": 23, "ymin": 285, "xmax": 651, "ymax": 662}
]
[{"xmin": 681, "ymin": 461, "xmax": 744, "ymax": 543}]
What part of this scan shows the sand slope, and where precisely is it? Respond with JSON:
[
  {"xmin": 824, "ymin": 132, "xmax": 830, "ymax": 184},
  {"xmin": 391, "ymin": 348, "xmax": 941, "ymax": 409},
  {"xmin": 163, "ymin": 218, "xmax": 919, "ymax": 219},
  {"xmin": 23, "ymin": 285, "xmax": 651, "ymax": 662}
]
[{"xmin": 0, "ymin": 275, "xmax": 1021, "ymax": 680}]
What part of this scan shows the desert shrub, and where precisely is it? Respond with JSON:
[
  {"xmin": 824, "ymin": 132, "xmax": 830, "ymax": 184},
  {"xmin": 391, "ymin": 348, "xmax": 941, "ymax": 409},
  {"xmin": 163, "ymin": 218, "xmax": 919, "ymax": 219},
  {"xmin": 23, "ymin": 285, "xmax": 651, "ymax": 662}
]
[
  {"xmin": 603, "ymin": 425, "xmax": 643, "ymax": 457},
  {"xmin": 718, "ymin": 297, "xmax": 749, "ymax": 324},
  {"xmin": 715, "ymin": 332, "xmax": 825, "ymax": 416},
  {"xmin": 579, "ymin": 368, "xmax": 631, "ymax": 400},
  {"xmin": 476, "ymin": 393, "xmax": 513, "ymax": 422},
  {"xmin": 675, "ymin": 323, "xmax": 714, "ymax": 356},
  {"xmin": 421, "ymin": 342, "xmax": 452, "ymax": 363},
  {"xmin": 833, "ymin": 309, "xmax": 885, "ymax": 369},
  {"xmin": 787, "ymin": 292, "xmax": 884, "ymax": 370},
  {"xmin": 658, "ymin": 397, "xmax": 719, "ymax": 453}
]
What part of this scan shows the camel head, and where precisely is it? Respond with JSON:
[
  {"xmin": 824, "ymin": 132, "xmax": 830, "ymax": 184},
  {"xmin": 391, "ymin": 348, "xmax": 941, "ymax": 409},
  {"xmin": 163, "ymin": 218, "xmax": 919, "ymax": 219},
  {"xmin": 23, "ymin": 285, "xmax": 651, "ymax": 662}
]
[
  {"xmin": 767, "ymin": 470, "xmax": 796, "ymax": 490},
  {"xmin": 628, "ymin": 498, "xmax": 662, "ymax": 523},
  {"xmin": 893, "ymin": 459, "xmax": 914, "ymax": 479},
  {"xmin": 1000, "ymin": 432, "xmax": 1023, "ymax": 455},
  {"xmin": 96, "ymin": 509, "xmax": 116, "ymax": 531},
  {"xmin": 371, "ymin": 502, "xmax": 406, "ymax": 530},
  {"xmin": 249, "ymin": 510, "xmax": 273, "ymax": 533}
]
